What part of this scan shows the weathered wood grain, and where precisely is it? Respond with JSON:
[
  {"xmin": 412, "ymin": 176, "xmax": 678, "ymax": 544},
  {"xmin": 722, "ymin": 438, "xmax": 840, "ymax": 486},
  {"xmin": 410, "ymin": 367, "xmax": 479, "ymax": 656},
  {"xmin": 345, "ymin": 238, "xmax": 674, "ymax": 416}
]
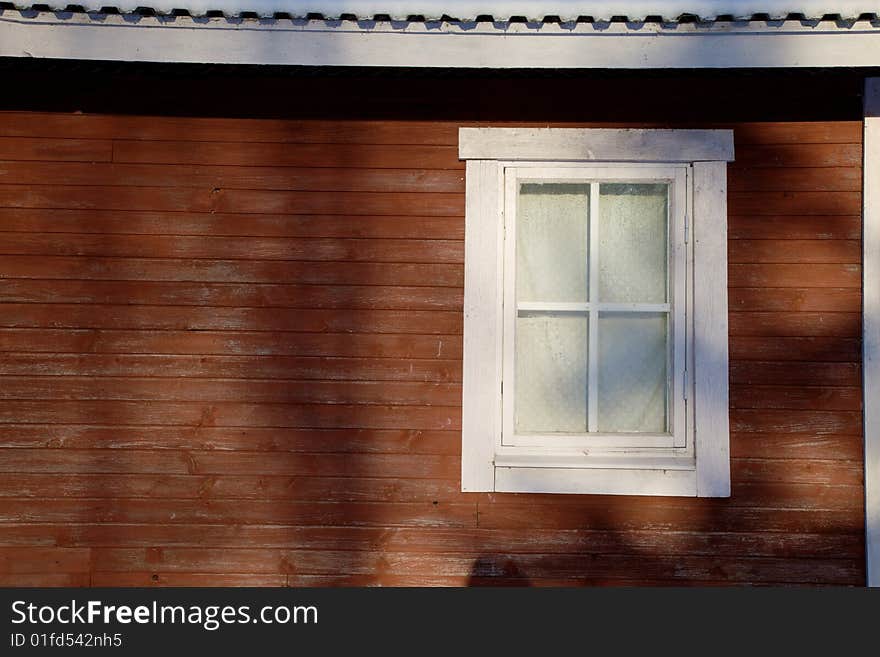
[
  {"xmin": 0, "ymin": 329, "xmax": 463, "ymax": 359},
  {"xmin": 0, "ymin": 256, "xmax": 464, "ymax": 287},
  {"xmin": 0, "ymin": 304, "xmax": 464, "ymax": 334},
  {"xmin": 0, "ymin": 162, "xmax": 465, "ymax": 193},
  {"xmin": 0, "ymin": 353, "xmax": 463, "ymax": 382},
  {"xmin": 0, "ymin": 233, "xmax": 464, "ymax": 262}
]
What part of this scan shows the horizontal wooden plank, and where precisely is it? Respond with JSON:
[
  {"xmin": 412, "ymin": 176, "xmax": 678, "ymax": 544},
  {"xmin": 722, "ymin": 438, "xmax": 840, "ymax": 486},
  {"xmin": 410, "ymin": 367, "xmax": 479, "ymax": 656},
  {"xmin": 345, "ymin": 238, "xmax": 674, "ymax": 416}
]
[
  {"xmin": 730, "ymin": 432, "xmax": 863, "ymax": 460},
  {"xmin": 0, "ymin": 499, "xmax": 478, "ymax": 527},
  {"xmin": 0, "ymin": 573, "xmax": 91, "ymax": 586},
  {"xmin": 489, "ymin": 479, "xmax": 861, "ymax": 509},
  {"xmin": 0, "ymin": 137, "xmax": 112, "ymax": 162},
  {"xmin": 0, "ymin": 329, "xmax": 463, "ymax": 359},
  {"xmin": 112, "ymin": 141, "xmax": 463, "ymax": 169},
  {"xmin": 475, "ymin": 502, "xmax": 862, "ymax": 534},
  {"xmin": 728, "ymin": 215, "xmax": 860, "ymax": 240},
  {"xmin": 0, "ymin": 377, "xmax": 462, "ymax": 406},
  {"xmin": 729, "ymin": 192, "xmax": 861, "ymax": 216},
  {"xmin": 0, "ymin": 208, "xmax": 466, "ymax": 240},
  {"xmin": 290, "ymin": 574, "xmax": 809, "ymax": 586},
  {"xmin": 0, "ymin": 304, "xmax": 463, "ymax": 334},
  {"xmin": 0, "ymin": 233, "xmax": 464, "ymax": 263},
  {"xmin": 0, "ymin": 354, "xmax": 462, "ymax": 382},
  {"xmin": 0, "ymin": 449, "xmax": 459, "ymax": 479},
  {"xmin": 731, "ymin": 458, "xmax": 862, "ymax": 486},
  {"xmin": 0, "ymin": 256, "xmax": 464, "ymax": 287},
  {"xmin": 730, "ymin": 361, "xmax": 861, "ymax": 387},
  {"xmin": 0, "ymin": 474, "xmax": 463, "ymax": 502},
  {"xmin": 0, "ymin": 472, "xmax": 858, "ymax": 505},
  {"xmin": 0, "ymin": 449, "xmax": 187, "ymax": 475},
  {"xmin": 729, "ymin": 312, "xmax": 860, "ymax": 337},
  {"xmin": 729, "ymin": 263, "xmax": 860, "ymax": 288},
  {"xmin": 0, "ymin": 547, "xmax": 91, "ymax": 574},
  {"xmin": 728, "ymin": 167, "xmax": 861, "ymax": 192},
  {"xmin": 0, "ymin": 524, "xmax": 862, "ymax": 559},
  {"xmin": 729, "ymin": 240, "xmax": 860, "ymax": 264},
  {"xmin": 728, "ymin": 122, "xmax": 862, "ymax": 146},
  {"xmin": 0, "ymin": 162, "xmax": 465, "ymax": 193},
  {"xmin": 0, "ymin": 400, "xmax": 461, "ymax": 430},
  {"xmin": 732, "ymin": 143, "xmax": 862, "ymax": 167},
  {"xmin": 730, "ymin": 483, "xmax": 862, "ymax": 510},
  {"xmin": 730, "ymin": 409, "xmax": 862, "ymax": 435},
  {"xmin": 89, "ymin": 573, "xmax": 287, "ymax": 586},
  {"xmin": 0, "ymin": 185, "xmax": 212, "ymax": 213},
  {"xmin": 0, "ymin": 280, "xmax": 463, "ymax": 311},
  {"xmin": 729, "ymin": 336, "xmax": 860, "ymax": 362},
  {"xmin": 729, "ymin": 287, "xmax": 860, "ymax": 312},
  {"xmin": 730, "ymin": 384, "xmax": 862, "ymax": 411},
  {"xmin": 214, "ymin": 189, "xmax": 464, "ymax": 216},
  {"xmin": 0, "ymin": 425, "xmax": 460, "ymax": 454},
  {"xmin": 0, "ymin": 185, "xmax": 464, "ymax": 217},
  {"xmin": 84, "ymin": 547, "xmax": 862, "ymax": 584}
]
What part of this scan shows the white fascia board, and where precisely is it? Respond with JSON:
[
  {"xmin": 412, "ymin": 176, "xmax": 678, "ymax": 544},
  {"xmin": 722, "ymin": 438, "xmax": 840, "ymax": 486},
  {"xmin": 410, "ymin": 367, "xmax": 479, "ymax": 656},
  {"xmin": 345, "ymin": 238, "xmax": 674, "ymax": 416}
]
[
  {"xmin": 3, "ymin": 12, "xmax": 880, "ymax": 68},
  {"xmin": 7, "ymin": 2, "xmax": 880, "ymax": 20}
]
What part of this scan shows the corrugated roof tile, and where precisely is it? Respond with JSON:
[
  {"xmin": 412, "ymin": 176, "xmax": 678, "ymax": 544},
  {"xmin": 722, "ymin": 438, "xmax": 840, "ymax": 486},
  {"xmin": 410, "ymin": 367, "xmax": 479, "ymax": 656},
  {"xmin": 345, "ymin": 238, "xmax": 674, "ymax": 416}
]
[{"xmin": 4, "ymin": 2, "xmax": 880, "ymax": 20}]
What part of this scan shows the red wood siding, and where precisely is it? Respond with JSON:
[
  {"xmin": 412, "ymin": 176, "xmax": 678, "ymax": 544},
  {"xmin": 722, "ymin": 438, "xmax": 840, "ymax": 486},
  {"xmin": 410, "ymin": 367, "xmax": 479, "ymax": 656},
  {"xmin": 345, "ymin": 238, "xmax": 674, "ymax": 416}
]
[{"xmin": 0, "ymin": 112, "xmax": 864, "ymax": 586}]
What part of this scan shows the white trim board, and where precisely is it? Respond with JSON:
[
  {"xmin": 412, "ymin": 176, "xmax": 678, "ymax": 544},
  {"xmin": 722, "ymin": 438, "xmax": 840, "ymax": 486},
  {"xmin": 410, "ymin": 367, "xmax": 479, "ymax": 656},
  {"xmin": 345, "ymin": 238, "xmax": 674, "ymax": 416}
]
[
  {"xmin": 460, "ymin": 127, "xmax": 732, "ymax": 497},
  {"xmin": 460, "ymin": 128, "xmax": 735, "ymax": 162},
  {"xmin": 864, "ymin": 78, "xmax": 880, "ymax": 587},
  {"xmin": 4, "ymin": 12, "xmax": 880, "ymax": 68}
]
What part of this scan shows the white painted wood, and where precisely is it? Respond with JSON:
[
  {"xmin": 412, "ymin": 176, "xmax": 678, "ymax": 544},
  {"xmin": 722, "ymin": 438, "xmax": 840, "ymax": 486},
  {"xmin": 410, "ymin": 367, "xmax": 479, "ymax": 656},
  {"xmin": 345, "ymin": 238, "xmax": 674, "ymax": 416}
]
[
  {"xmin": 494, "ymin": 450, "xmax": 694, "ymax": 470},
  {"xmin": 517, "ymin": 302, "xmax": 589, "ymax": 312},
  {"xmin": 588, "ymin": 183, "xmax": 600, "ymax": 434},
  {"xmin": 496, "ymin": 467, "xmax": 697, "ymax": 496},
  {"xmin": 461, "ymin": 129, "xmax": 735, "ymax": 162},
  {"xmin": 461, "ymin": 130, "xmax": 730, "ymax": 496},
  {"xmin": 460, "ymin": 160, "xmax": 503, "ymax": 492},
  {"xmin": 597, "ymin": 302, "xmax": 672, "ymax": 313},
  {"xmin": 504, "ymin": 433, "xmax": 677, "ymax": 449},
  {"xmin": 4, "ymin": 14, "xmax": 880, "ymax": 69},
  {"xmin": 500, "ymin": 170, "xmax": 518, "ymax": 449},
  {"xmin": 692, "ymin": 161, "xmax": 731, "ymax": 498},
  {"xmin": 864, "ymin": 80, "xmax": 880, "ymax": 587}
]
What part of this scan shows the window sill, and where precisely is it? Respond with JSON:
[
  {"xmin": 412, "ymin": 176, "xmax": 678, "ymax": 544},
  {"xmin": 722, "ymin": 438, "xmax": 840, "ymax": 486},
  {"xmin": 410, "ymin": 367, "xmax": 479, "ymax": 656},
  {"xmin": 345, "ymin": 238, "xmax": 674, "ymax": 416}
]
[{"xmin": 494, "ymin": 465, "xmax": 699, "ymax": 497}]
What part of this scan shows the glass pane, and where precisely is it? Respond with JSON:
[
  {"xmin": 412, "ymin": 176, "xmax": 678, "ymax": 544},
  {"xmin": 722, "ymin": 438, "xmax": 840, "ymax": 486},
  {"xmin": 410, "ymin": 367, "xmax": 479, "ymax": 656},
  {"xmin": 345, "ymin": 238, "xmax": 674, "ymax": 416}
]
[
  {"xmin": 516, "ymin": 183, "xmax": 590, "ymax": 303},
  {"xmin": 515, "ymin": 315, "xmax": 588, "ymax": 433},
  {"xmin": 598, "ymin": 183, "xmax": 668, "ymax": 303},
  {"xmin": 598, "ymin": 313, "xmax": 668, "ymax": 433}
]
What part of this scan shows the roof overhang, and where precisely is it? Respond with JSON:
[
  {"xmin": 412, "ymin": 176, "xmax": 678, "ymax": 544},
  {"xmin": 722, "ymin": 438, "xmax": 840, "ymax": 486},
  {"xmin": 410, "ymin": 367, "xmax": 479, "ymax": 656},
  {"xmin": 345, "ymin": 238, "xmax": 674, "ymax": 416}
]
[{"xmin": 3, "ymin": 10, "xmax": 880, "ymax": 68}]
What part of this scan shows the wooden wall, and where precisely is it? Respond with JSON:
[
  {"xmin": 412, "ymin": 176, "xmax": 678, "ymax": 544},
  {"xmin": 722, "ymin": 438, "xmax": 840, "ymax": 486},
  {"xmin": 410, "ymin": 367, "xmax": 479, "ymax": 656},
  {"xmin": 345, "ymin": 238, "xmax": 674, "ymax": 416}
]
[{"xmin": 0, "ymin": 110, "xmax": 864, "ymax": 586}]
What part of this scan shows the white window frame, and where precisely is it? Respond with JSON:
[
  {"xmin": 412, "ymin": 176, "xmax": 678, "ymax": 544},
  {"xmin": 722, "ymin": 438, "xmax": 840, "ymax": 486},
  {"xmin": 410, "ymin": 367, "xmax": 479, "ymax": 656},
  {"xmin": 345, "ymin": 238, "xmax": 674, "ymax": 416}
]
[
  {"xmin": 502, "ymin": 165, "xmax": 690, "ymax": 452},
  {"xmin": 460, "ymin": 128, "xmax": 734, "ymax": 497}
]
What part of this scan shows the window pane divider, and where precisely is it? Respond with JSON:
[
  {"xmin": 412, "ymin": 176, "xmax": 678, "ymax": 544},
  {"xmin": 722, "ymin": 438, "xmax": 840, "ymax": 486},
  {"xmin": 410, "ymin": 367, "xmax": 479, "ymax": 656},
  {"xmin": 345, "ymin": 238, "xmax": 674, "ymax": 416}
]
[
  {"xmin": 587, "ymin": 182, "xmax": 600, "ymax": 433},
  {"xmin": 517, "ymin": 302, "xmax": 670, "ymax": 313}
]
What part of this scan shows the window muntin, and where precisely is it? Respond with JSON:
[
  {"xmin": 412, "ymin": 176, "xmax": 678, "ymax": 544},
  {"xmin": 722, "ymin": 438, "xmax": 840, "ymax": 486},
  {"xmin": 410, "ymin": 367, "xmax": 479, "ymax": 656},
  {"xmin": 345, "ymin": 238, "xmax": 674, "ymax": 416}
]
[{"xmin": 502, "ymin": 165, "xmax": 690, "ymax": 451}]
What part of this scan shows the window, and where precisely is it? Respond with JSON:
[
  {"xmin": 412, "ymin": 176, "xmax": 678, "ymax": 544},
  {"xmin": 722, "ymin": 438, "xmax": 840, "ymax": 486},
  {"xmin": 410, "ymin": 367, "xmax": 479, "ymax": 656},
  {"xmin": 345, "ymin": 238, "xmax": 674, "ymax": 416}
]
[{"xmin": 459, "ymin": 128, "xmax": 734, "ymax": 496}]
